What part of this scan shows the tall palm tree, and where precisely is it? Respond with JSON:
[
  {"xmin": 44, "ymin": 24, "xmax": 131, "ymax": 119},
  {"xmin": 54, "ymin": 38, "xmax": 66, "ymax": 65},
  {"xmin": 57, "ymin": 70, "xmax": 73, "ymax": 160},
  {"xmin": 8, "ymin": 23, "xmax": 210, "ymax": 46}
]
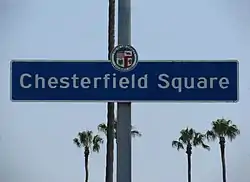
[
  {"xmin": 172, "ymin": 128, "xmax": 210, "ymax": 182},
  {"xmin": 105, "ymin": 0, "xmax": 116, "ymax": 181},
  {"xmin": 98, "ymin": 119, "xmax": 142, "ymax": 139},
  {"xmin": 73, "ymin": 130, "xmax": 103, "ymax": 182},
  {"xmin": 205, "ymin": 119, "xmax": 240, "ymax": 182}
]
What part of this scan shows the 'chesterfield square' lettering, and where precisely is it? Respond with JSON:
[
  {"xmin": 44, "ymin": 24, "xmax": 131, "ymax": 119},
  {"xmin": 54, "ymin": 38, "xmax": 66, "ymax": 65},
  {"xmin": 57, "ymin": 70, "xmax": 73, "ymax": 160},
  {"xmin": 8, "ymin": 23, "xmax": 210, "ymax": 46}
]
[{"xmin": 18, "ymin": 73, "xmax": 230, "ymax": 94}]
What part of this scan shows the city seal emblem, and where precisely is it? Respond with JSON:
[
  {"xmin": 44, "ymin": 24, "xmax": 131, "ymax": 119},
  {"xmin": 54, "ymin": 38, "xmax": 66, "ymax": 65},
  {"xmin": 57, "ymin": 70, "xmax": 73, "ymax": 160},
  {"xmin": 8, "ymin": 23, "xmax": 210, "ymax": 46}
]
[{"xmin": 110, "ymin": 45, "xmax": 138, "ymax": 72}]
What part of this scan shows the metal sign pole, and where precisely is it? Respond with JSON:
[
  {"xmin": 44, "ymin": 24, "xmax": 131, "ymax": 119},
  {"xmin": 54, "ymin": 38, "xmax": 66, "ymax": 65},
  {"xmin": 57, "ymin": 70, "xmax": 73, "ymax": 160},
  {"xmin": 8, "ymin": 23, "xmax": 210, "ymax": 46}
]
[{"xmin": 116, "ymin": 0, "xmax": 131, "ymax": 182}]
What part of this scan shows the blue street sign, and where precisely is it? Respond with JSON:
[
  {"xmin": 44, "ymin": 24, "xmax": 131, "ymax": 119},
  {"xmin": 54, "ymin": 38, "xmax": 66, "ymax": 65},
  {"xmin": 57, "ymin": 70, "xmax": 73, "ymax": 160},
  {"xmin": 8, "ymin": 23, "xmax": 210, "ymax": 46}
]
[{"xmin": 10, "ymin": 60, "xmax": 238, "ymax": 102}]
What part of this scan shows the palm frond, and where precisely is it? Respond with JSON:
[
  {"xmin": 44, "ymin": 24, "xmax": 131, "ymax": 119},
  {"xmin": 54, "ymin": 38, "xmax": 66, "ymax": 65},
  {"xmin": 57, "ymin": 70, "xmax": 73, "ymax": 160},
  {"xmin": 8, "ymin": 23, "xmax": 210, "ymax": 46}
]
[
  {"xmin": 211, "ymin": 119, "xmax": 228, "ymax": 136},
  {"xmin": 112, "ymin": 119, "xmax": 141, "ymax": 139},
  {"xmin": 192, "ymin": 132, "xmax": 204, "ymax": 146},
  {"xmin": 172, "ymin": 140, "xmax": 184, "ymax": 150},
  {"xmin": 179, "ymin": 129, "xmax": 188, "ymax": 144},
  {"xmin": 98, "ymin": 123, "xmax": 108, "ymax": 136},
  {"xmin": 86, "ymin": 130, "xmax": 93, "ymax": 144},
  {"xmin": 179, "ymin": 127, "xmax": 195, "ymax": 144},
  {"xmin": 201, "ymin": 143, "xmax": 210, "ymax": 150},
  {"xmin": 205, "ymin": 130, "xmax": 216, "ymax": 141},
  {"xmin": 73, "ymin": 138, "xmax": 81, "ymax": 147},
  {"xmin": 78, "ymin": 130, "xmax": 93, "ymax": 147},
  {"xmin": 188, "ymin": 128, "xmax": 195, "ymax": 139},
  {"xmin": 131, "ymin": 130, "xmax": 142, "ymax": 137},
  {"xmin": 92, "ymin": 135, "xmax": 104, "ymax": 152},
  {"xmin": 192, "ymin": 132, "xmax": 210, "ymax": 150},
  {"xmin": 225, "ymin": 124, "xmax": 240, "ymax": 141}
]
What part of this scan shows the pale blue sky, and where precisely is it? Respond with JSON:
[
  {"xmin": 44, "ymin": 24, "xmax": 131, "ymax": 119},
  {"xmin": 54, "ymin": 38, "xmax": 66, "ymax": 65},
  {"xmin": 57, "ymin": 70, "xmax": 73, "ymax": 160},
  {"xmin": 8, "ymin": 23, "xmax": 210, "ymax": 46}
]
[{"xmin": 1, "ymin": 0, "xmax": 250, "ymax": 182}]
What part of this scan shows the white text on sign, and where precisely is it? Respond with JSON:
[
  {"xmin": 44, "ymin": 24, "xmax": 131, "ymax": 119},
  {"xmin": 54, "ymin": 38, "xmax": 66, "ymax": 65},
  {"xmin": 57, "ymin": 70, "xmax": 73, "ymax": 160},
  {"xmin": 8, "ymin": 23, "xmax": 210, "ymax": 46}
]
[{"xmin": 19, "ymin": 73, "xmax": 230, "ymax": 93}]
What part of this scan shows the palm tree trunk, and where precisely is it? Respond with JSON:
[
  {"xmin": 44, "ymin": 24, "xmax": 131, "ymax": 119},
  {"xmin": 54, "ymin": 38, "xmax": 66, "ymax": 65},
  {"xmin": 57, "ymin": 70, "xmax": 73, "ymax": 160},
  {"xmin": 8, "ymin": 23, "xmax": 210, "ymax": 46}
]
[
  {"xmin": 219, "ymin": 137, "xmax": 226, "ymax": 182},
  {"xmin": 187, "ymin": 153, "xmax": 191, "ymax": 182},
  {"xmin": 106, "ymin": 103, "xmax": 115, "ymax": 182},
  {"xmin": 84, "ymin": 148, "xmax": 90, "ymax": 182},
  {"xmin": 105, "ymin": 1, "xmax": 115, "ymax": 182},
  {"xmin": 186, "ymin": 144, "xmax": 192, "ymax": 182}
]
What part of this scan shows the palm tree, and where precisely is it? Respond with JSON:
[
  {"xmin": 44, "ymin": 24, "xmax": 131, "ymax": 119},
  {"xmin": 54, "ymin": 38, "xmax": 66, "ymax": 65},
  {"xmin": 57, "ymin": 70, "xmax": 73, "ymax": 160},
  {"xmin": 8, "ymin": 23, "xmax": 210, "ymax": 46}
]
[
  {"xmin": 172, "ymin": 127, "xmax": 210, "ymax": 182},
  {"xmin": 98, "ymin": 119, "xmax": 142, "ymax": 139},
  {"xmin": 205, "ymin": 118, "xmax": 240, "ymax": 182},
  {"xmin": 105, "ymin": 0, "xmax": 116, "ymax": 181},
  {"xmin": 73, "ymin": 130, "xmax": 103, "ymax": 182}
]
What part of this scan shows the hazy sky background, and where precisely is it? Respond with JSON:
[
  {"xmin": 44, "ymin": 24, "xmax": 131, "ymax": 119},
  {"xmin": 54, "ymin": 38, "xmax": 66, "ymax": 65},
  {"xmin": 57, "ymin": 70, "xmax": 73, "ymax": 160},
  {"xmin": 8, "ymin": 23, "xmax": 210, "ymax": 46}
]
[{"xmin": 1, "ymin": 0, "xmax": 250, "ymax": 182}]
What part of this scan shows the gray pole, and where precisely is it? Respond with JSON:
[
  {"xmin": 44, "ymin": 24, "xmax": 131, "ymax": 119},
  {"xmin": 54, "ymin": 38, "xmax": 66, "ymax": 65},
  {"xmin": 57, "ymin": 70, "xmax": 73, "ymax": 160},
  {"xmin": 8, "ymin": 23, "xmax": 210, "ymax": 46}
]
[{"xmin": 116, "ymin": 0, "xmax": 131, "ymax": 182}]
